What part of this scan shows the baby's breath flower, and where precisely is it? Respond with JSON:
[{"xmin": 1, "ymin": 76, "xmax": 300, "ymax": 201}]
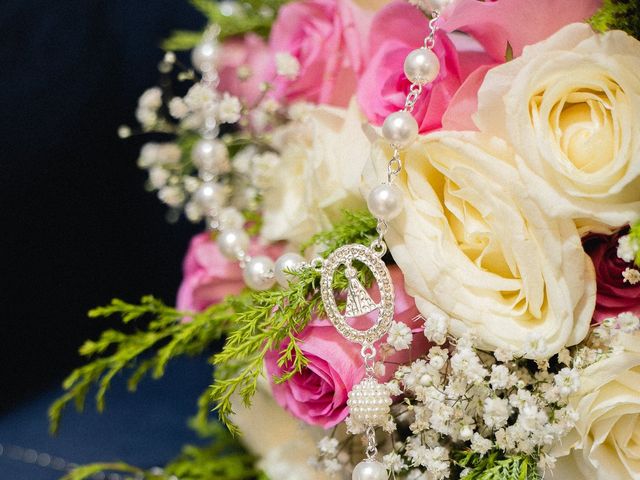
[
  {"xmin": 618, "ymin": 312, "xmax": 640, "ymax": 333},
  {"xmin": 217, "ymin": 93, "xmax": 242, "ymax": 123},
  {"xmin": 168, "ymin": 97, "xmax": 189, "ymax": 119},
  {"xmin": 424, "ymin": 311, "xmax": 449, "ymax": 345},
  {"xmin": 483, "ymin": 397, "xmax": 511, "ymax": 429},
  {"xmin": 554, "ymin": 367, "xmax": 580, "ymax": 397},
  {"xmin": 275, "ymin": 52, "xmax": 301, "ymax": 80},
  {"xmin": 157, "ymin": 185, "xmax": 184, "ymax": 207},
  {"xmin": 617, "ymin": 234, "xmax": 638, "ymax": 263},
  {"xmin": 387, "ymin": 321, "xmax": 413, "ymax": 351},
  {"xmin": 383, "ymin": 452, "xmax": 406, "ymax": 474},
  {"xmin": 622, "ymin": 267, "xmax": 640, "ymax": 284},
  {"xmin": 317, "ymin": 437, "xmax": 338, "ymax": 456}
]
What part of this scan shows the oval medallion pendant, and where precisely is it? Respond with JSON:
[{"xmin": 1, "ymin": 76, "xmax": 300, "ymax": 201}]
[{"xmin": 320, "ymin": 244, "xmax": 394, "ymax": 345}]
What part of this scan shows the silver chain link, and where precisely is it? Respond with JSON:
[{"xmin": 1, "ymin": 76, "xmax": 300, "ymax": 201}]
[{"xmin": 364, "ymin": 426, "xmax": 378, "ymax": 459}]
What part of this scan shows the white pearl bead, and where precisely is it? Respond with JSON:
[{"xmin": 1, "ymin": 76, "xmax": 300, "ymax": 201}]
[
  {"xmin": 243, "ymin": 256, "xmax": 276, "ymax": 291},
  {"xmin": 381, "ymin": 111, "xmax": 418, "ymax": 149},
  {"xmin": 367, "ymin": 184, "xmax": 403, "ymax": 221},
  {"xmin": 404, "ymin": 48, "xmax": 440, "ymax": 85},
  {"xmin": 352, "ymin": 460, "xmax": 388, "ymax": 480},
  {"xmin": 274, "ymin": 253, "xmax": 306, "ymax": 288},
  {"xmin": 217, "ymin": 229, "xmax": 249, "ymax": 260},
  {"xmin": 191, "ymin": 40, "xmax": 220, "ymax": 72},
  {"xmin": 193, "ymin": 181, "xmax": 224, "ymax": 212},
  {"xmin": 191, "ymin": 139, "xmax": 229, "ymax": 174}
]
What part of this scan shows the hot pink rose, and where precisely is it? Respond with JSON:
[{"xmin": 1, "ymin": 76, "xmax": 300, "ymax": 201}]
[
  {"xmin": 268, "ymin": 0, "xmax": 372, "ymax": 106},
  {"xmin": 265, "ymin": 266, "xmax": 428, "ymax": 428},
  {"xmin": 440, "ymin": 0, "xmax": 601, "ymax": 130},
  {"xmin": 583, "ymin": 229, "xmax": 640, "ymax": 323},
  {"xmin": 176, "ymin": 232, "xmax": 282, "ymax": 313},
  {"xmin": 356, "ymin": 1, "xmax": 492, "ymax": 133},
  {"xmin": 218, "ymin": 33, "xmax": 274, "ymax": 107}
]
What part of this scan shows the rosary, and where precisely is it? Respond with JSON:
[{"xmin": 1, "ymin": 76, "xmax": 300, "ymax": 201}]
[
  {"xmin": 190, "ymin": 8, "xmax": 442, "ymax": 480},
  {"xmin": 325, "ymin": 11, "xmax": 441, "ymax": 480}
]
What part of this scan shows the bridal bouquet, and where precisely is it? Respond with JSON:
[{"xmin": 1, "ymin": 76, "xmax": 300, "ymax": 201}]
[{"xmin": 52, "ymin": 1, "xmax": 640, "ymax": 479}]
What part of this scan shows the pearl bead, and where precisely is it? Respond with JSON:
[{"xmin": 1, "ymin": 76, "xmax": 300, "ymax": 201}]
[
  {"xmin": 274, "ymin": 253, "xmax": 306, "ymax": 288},
  {"xmin": 193, "ymin": 181, "xmax": 224, "ymax": 212},
  {"xmin": 217, "ymin": 229, "xmax": 249, "ymax": 260},
  {"xmin": 191, "ymin": 40, "xmax": 220, "ymax": 72},
  {"xmin": 352, "ymin": 460, "xmax": 388, "ymax": 480},
  {"xmin": 381, "ymin": 111, "xmax": 418, "ymax": 149},
  {"xmin": 367, "ymin": 184, "xmax": 403, "ymax": 221},
  {"xmin": 404, "ymin": 48, "xmax": 440, "ymax": 85},
  {"xmin": 191, "ymin": 139, "xmax": 229, "ymax": 174},
  {"xmin": 243, "ymin": 256, "xmax": 276, "ymax": 291}
]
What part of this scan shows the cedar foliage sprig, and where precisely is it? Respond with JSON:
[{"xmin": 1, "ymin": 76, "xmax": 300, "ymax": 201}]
[
  {"xmin": 48, "ymin": 295, "xmax": 241, "ymax": 434},
  {"xmin": 454, "ymin": 450, "xmax": 541, "ymax": 480},
  {"xmin": 62, "ymin": 424, "xmax": 262, "ymax": 480},
  {"xmin": 162, "ymin": 0, "xmax": 290, "ymax": 51},
  {"xmin": 591, "ymin": 0, "xmax": 640, "ymax": 39},
  {"xmin": 50, "ymin": 211, "xmax": 378, "ymax": 437},
  {"xmin": 210, "ymin": 210, "xmax": 378, "ymax": 434}
]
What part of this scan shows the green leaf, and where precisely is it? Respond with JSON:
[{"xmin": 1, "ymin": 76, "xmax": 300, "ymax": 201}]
[
  {"xmin": 505, "ymin": 42, "xmax": 514, "ymax": 62},
  {"xmin": 62, "ymin": 463, "xmax": 144, "ymax": 480}
]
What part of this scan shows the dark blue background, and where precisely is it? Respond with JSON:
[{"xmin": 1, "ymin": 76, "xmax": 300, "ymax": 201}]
[{"xmin": 1, "ymin": 1, "xmax": 211, "ymax": 477}]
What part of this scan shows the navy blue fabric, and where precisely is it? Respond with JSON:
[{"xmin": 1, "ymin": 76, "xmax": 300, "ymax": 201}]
[
  {"xmin": 0, "ymin": 356, "xmax": 213, "ymax": 479},
  {"xmin": 1, "ymin": 0, "xmax": 205, "ymax": 411}
]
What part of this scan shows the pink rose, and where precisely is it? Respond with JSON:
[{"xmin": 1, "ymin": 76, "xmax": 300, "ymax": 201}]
[
  {"xmin": 176, "ymin": 232, "xmax": 282, "ymax": 313},
  {"xmin": 356, "ymin": 1, "xmax": 492, "ymax": 133},
  {"xmin": 268, "ymin": 0, "xmax": 372, "ymax": 106},
  {"xmin": 439, "ymin": 0, "xmax": 601, "ymax": 62},
  {"xmin": 265, "ymin": 266, "xmax": 428, "ymax": 428},
  {"xmin": 583, "ymin": 229, "xmax": 640, "ymax": 323},
  {"xmin": 218, "ymin": 33, "xmax": 273, "ymax": 108},
  {"xmin": 440, "ymin": 0, "xmax": 601, "ymax": 130}
]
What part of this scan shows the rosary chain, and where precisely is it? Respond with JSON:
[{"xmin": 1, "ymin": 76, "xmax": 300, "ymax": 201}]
[
  {"xmin": 372, "ymin": 10, "xmax": 439, "ymax": 253},
  {"xmin": 0, "ymin": 442, "xmax": 178, "ymax": 480}
]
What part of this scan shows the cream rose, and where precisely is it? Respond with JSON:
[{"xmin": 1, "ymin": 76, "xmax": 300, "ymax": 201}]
[
  {"xmin": 554, "ymin": 333, "xmax": 640, "ymax": 480},
  {"xmin": 261, "ymin": 99, "xmax": 369, "ymax": 244},
  {"xmin": 475, "ymin": 23, "xmax": 640, "ymax": 229},
  {"xmin": 365, "ymin": 131, "xmax": 596, "ymax": 357}
]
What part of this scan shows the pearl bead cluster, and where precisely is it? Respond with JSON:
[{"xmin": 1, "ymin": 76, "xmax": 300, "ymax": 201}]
[{"xmin": 347, "ymin": 377, "xmax": 392, "ymax": 427}]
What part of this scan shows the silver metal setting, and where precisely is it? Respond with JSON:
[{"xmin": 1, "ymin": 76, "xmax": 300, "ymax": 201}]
[{"xmin": 320, "ymin": 244, "xmax": 394, "ymax": 345}]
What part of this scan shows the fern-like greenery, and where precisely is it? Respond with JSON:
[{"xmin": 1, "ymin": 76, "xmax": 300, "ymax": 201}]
[
  {"xmin": 454, "ymin": 450, "xmax": 541, "ymax": 480},
  {"xmin": 62, "ymin": 424, "xmax": 263, "ymax": 480},
  {"xmin": 50, "ymin": 211, "xmax": 378, "ymax": 436},
  {"xmin": 211, "ymin": 210, "xmax": 378, "ymax": 433},
  {"xmin": 162, "ymin": 0, "xmax": 291, "ymax": 51},
  {"xmin": 48, "ymin": 296, "xmax": 241, "ymax": 434},
  {"xmin": 591, "ymin": 0, "xmax": 640, "ymax": 39}
]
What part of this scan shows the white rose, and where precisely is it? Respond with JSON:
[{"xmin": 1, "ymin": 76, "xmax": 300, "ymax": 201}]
[
  {"xmin": 231, "ymin": 377, "xmax": 329, "ymax": 480},
  {"xmin": 261, "ymin": 99, "xmax": 369, "ymax": 244},
  {"xmin": 554, "ymin": 333, "xmax": 640, "ymax": 480},
  {"xmin": 475, "ymin": 23, "xmax": 640, "ymax": 230},
  {"xmin": 365, "ymin": 131, "xmax": 596, "ymax": 357}
]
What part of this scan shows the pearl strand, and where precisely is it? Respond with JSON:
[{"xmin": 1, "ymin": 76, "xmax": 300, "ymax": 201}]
[
  {"xmin": 189, "ymin": 27, "xmax": 312, "ymax": 292},
  {"xmin": 350, "ymin": 11, "xmax": 441, "ymax": 480}
]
